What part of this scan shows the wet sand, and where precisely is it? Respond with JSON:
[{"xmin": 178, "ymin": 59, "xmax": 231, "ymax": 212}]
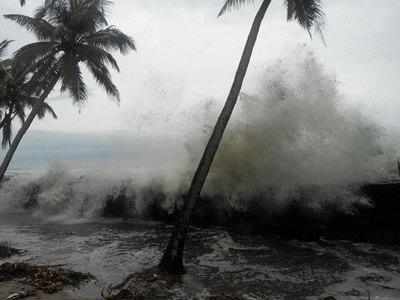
[{"xmin": 1, "ymin": 215, "xmax": 400, "ymax": 299}]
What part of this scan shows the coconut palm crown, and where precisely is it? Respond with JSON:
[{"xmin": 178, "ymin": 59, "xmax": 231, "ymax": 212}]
[
  {"xmin": 5, "ymin": 0, "xmax": 136, "ymax": 103},
  {"xmin": 219, "ymin": 0, "xmax": 324, "ymax": 37}
]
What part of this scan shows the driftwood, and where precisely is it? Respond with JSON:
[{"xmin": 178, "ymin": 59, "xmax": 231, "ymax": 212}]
[{"xmin": 6, "ymin": 289, "xmax": 35, "ymax": 300}]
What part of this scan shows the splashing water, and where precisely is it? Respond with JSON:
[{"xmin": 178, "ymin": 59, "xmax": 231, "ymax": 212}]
[
  {"xmin": 0, "ymin": 50, "xmax": 397, "ymax": 219},
  {"xmin": 188, "ymin": 51, "xmax": 394, "ymax": 211}
]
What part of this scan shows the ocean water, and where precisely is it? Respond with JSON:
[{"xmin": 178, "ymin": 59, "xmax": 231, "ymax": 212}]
[{"xmin": 3, "ymin": 130, "xmax": 185, "ymax": 175}]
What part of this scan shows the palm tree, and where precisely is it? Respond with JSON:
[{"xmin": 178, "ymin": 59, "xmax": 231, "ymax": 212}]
[
  {"xmin": 159, "ymin": 0, "xmax": 325, "ymax": 274},
  {"xmin": 1, "ymin": 40, "xmax": 58, "ymax": 149},
  {"xmin": 0, "ymin": 0, "xmax": 135, "ymax": 182},
  {"xmin": 0, "ymin": 40, "xmax": 18, "ymax": 145}
]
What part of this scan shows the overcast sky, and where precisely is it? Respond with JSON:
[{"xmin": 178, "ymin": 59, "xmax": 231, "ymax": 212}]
[{"xmin": 0, "ymin": 0, "xmax": 399, "ymax": 136}]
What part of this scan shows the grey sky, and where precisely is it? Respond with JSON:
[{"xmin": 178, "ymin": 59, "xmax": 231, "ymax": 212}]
[{"xmin": 0, "ymin": 0, "xmax": 399, "ymax": 135}]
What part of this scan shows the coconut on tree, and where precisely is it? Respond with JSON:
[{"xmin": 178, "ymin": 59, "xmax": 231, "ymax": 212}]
[
  {"xmin": 159, "ymin": 0, "xmax": 325, "ymax": 274},
  {"xmin": 0, "ymin": 0, "xmax": 136, "ymax": 182}
]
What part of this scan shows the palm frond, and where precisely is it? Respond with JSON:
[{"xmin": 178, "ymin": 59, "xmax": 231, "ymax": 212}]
[
  {"xmin": 70, "ymin": 0, "xmax": 111, "ymax": 29},
  {"xmin": 76, "ymin": 44, "xmax": 120, "ymax": 71},
  {"xmin": 34, "ymin": 0, "xmax": 60, "ymax": 18},
  {"xmin": 86, "ymin": 59, "xmax": 119, "ymax": 100},
  {"xmin": 60, "ymin": 53, "xmax": 87, "ymax": 102},
  {"xmin": 12, "ymin": 98, "xmax": 26, "ymax": 122},
  {"xmin": 37, "ymin": 101, "xmax": 58, "ymax": 119},
  {"xmin": 13, "ymin": 42, "xmax": 57, "ymax": 69},
  {"xmin": 218, "ymin": 0, "xmax": 253, "ymax": 16},
  {"xmin": 0, "ymin": 40, "xmax": 13, "ymax": 58},
  {"xmin": 0, "ymin": 58, "xmax": 13, "ymax": 91},
  {"xmin": 36, "ymin": 0, "xmax": 69, "ymax": 24},
  {"xmin": 20, "ymin": 53, "xmax": 59, "ymax": 95},
  {"xmin": 82, "ymin": 0, "xmax": 113, "ymax": 24},
  {"xmin": 44, "ymin": 0, "xmax": 111, "ymax": 34},
  {"xmin": 12, "ymin": 42, "xmax": 58, "ymax": 83},
  {"xmin": 1, "ymin": 113, "xmax": 12, "ymax": 148},
  {"xmin": 83, "ymin": 26, "xmax": 135, "ymax": 54},
  {"xmin": 0, "ymin": 113, "xmax": 5, "ymax": 129},
  {"xmin": 4, "ymin": 14, "xmax": 56, "ymax": 40},
  {"xmin": 286, "ymin": 0, "xmax": 324, "ymax": 36}
]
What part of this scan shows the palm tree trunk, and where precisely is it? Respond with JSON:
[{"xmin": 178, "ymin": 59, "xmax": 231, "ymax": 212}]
[
  {"xmin": 0, "ymin": 76, "xmax": 58, "ymax": 183},
  {"xmin": 159, "ymin": 0, "xmax": 272, "ymax": 274}
]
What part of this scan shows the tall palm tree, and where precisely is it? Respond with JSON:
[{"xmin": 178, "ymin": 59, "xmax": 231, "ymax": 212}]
[
  {"xmin": 159, "ymin": 0, "xmax": 324, "ymax": 274},
  {"xmin": 0, "ymin": 0, "xmax": 135, "ymax": 182}
]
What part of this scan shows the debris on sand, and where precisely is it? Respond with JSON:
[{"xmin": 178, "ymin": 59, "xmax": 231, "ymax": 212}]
[
  {"xmin": 0, "ymin": 243, "xmax": 23, "ymax": 259},
  {"xmin": 0, "ymin": 262, "xmax": 94, "ymax": 294},
  {"xmin": 102, "ymin": 268, "xmax": 244, "ymax": 300},
  {"xmin": 102, "ymin": 268, "xmax": 176, "ymax": 300},
  {"xmin": 6, "ymin": 289, "xmax": 35, "ymax": 300}
]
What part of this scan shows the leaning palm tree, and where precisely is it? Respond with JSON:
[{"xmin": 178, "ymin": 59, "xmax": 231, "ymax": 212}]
[
  {"xmin": 160, "ymin": 0, "xmax": 325, "ymax": 273},
  {"xmin": 1, "ymin": 40, "xmax": 58, "ymax": 142},
  {"xmin": 0, "ymin": 52, "xmax": 57, "ymax": 149},
  {"xmin": 0, "ymin": 40, "xmax": 18, "ymax": 145},
  {"xmin": 0, "ymin": 0, "xmax": 135, "ymax": 182},
  {"xmin": 0, "ymin": 40, "xmax": 31, "ymax": 148}
]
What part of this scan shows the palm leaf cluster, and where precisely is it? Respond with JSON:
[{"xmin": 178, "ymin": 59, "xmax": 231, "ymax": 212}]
[
  {"xmin": 219, "ymin": 0, "xmax": 324, "ymax": 36},
  {"xmin": 0, "ymin": 40, "xmax": 13, "ymax": 94},
  {"xmin": 0, "ymin": 40, "xmax": 57, "ymax": 148},
  {"xmin": 6, "ymin": 0, "xmax": 136, "ymax": 103}
]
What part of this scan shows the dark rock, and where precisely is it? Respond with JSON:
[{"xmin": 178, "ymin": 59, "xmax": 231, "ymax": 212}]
[
  {"xmin": 359, "ymin": 273, "xmax": 391, "ymax": 284},
  {"xmin": 0, "ymin": 244, "xmax": 23, "ymax": 259},
  {"xmin": 344, "ymin": 289, "xmax": 362, "ymax": 296},
  {"xmin": 103, "ymin": 187, "xmax": 134, "ymax": 218}
]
